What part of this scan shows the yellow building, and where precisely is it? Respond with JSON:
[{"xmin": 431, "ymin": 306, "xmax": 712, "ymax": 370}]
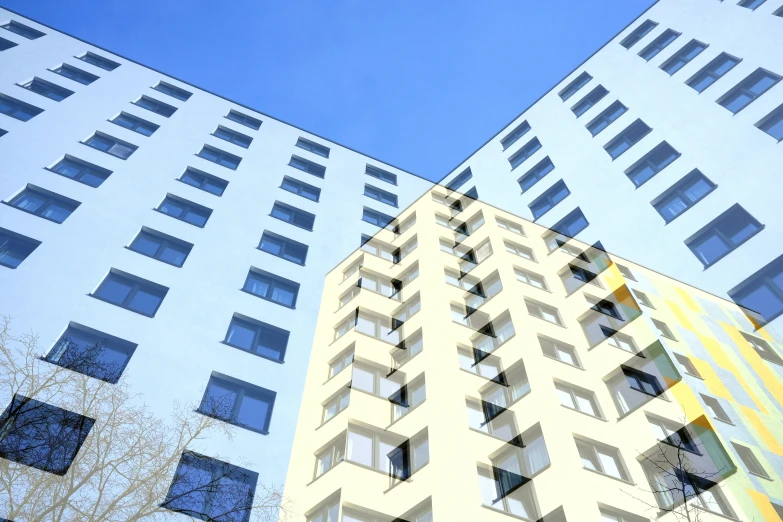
[{"xmin": 283, "ymin": 187, "xmax": 783, "ymax": 522}]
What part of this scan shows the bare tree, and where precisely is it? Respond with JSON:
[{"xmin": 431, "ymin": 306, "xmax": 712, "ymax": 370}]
[{"xmin": 0, "ymin": 316, "xmax": 290, "ymax": 522}]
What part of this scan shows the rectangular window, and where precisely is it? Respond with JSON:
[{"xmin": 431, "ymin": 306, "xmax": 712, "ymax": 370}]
[
  {"xmin": 647, "ymin": 416, "xmax": 698, "ymax": 452},
  {"xmin": 0, "ymin": 36, "xmax": 16, "ymax": 51},
  {"xmin": 607, "ymin": 331, "xmax": 638, "ymax": 353},
  {"xmin": 540, "ymin": 337, "xmax": 580, "ymax": 367},
  {"xmin": 652, "ymin": 169, "xmax": 716, "ymax": 223},
  {"xmin": 51, "ymin": 64, "xmax": 99, "ymax": 85},
  {"xmin": 362, "ymin": 207, "xmax": 395, "ymax": 228},
  {"xmin": 687, "ymin": 53, "xmax": 741, "ymax": 92},
  {"xmin": 91, "ymin": 269, "xmax": 168, "ymax": 317},
  {"xmin": 19, "ymin": 77, "xmax": 73, "ymax": 101},
  {"xmin": 289, "ymin": 155, "xmax": 325, "ymax": 178},
  {"xmin": 685, "ymin": 204, "xmax": 762, "ymax": 267},
  {"xmin": 561, "ymin": 265, "xmax": 600, "ymax": 294},
  {"xmin": 77, "ymin": 51, "xmax": 120, "ymax": 71},
  {"xmin": 575, "ymin": 437, "xmax": 629, "ymax": 480},
  {"xmin": 526, "ymin": 299, "xmax": 563, "ymax": 325},
  {"xmin": 179, "ymin": 167, "xmax": 228, "ymax": 196},
  {"xmin": 632, "ymin": 289, "xmax": 654, "ymax": 308},
  {"xmin": 518, "ymin": 156, "xmax": 554, "ymax": 192},
  {"xmin": 729, "ymin": 253, "xmax": 783, "ymax": 323},
  {"xmin": 586, "ymin": 101, "xmax": 627, "ymax": 136},
  {"xmin": 111, "ymin": 112, "xmax": 159, "ymax": 136},
  {"xmin": 0, "ymin": 227, "xmax": 40, "ymax": 268},
  {"xmin": 0, "ymin": 93, "xmax": 43, "ymax": 121},
  {"xmin": 500, "ymin": 121, "xmax": 531, "ymax": 150},
  {"xmin": 638, "ymin": 29, "xmax": 680, "ymax": 61},
  {"xmin": 295, "ymin": 137, "xmax": 330, "ymax": 158},
  {"xmin": 738, "ymin": 0, "xmax": 767, "ymax": 9},
  {"xmin": 620, "ymin": 19, "xmax": 658, "ymax": 49},
  {"xmin": 732, "ymin": 442, "xmax": 769, "ymax": 478},
  {"xmin": 153, "ymin": 81, "xmax": 192, "ymax": 101},
  {"xmin": 7, "ymin": 185, "xmax": 79, "ymax": 223},
  {"xmin": 213, "ymin": 126, "xmax": 252, "ymax": 148},
  {"xmin": 242, "ymin": 268, "xmax": 300, "ymax": 308},
  {"xmin": 226, "ymin": 109, "xmax": 261, "ymax": 130},
  {"xmin": 616, "ymin": 264, "xmax": 636, "ymax": 280},
  {"xmin": 224, "ymin": 314, "xmax": 289, "ymax": 362},
  {"xmin": 392, "ymin": 378, "xmax": 426, "ymax": 420},
  {"xmin": 198, "ymin": 373, "xmax": 275, "ymax": 434},
  {"xmin": 329, "ymin": 347, "xmax": 354, "ymax": 378},
  {"xmin": 673, "ymin": 352, "xmax": 701, "ymax": 378},
  {"xmin": 558, "ymin": 72, "xmax": 592, "ymax": 101},
  {"xmin": 509, "ymin": 137, "xmax": 542, "ymax": 169},
  {"xmin": 83, "ymin": 132, "xmax": 137, "ymax": 159},
  {"xmin": 701, "ymin": 394, "xmax": 732, "ymax": 423},
  {"xmin": 604, "ymin": 119, "xmax": 651, "ymax": 159},
  {"xmin": 625, "ymin": 141, "xmax": 680, "ymax": 187},
  {"xmin": 47, "ymin": 155, "xmax": 110, "ymax": 188},
  {"xmin": 132, "ymin": 97, "xmax": 175, "ymax": 120},
  {"xmin": 496, "ymin": 217, "xmax": 525, "ymax": 235},
  {"xmin": 128, "ymin": 228, "xmax": 192, "ymax": 267},
  {"xmin": 364, "ymin": 184, "xmax": 398, "ymax": 207},
  {"xmin": 741, "ymin": 332, "xmax": 783, "ymax": 365},
  {"xmin": 660, "ymin": 39, "xmax": 708, "ymax": 75},
  {"xmin": 572, "ymin": 85, "xmax": 609, "ymax": 117},
  {"xmin": 197, "ymin": 145, "xmax": 241, "ymax": 170},
  {"xmin": 365, "ymin": 164, "xmax": 397, "ymax": 185},
  {"xmin": 46, "ymin": 323, "xmax": 137, "ymax": 383},
  {"xmin": 515, "ymin": 267, "xmax": 547, "ymax": 290},
  {"xmin": 718, "ymin": 68, "xmax": 781, "ymax": 114},
  {"xmin": 446, "ymin": 168, "xmax": 473, "ymax": 191},
  {"xmin": 757, "ymin": 103, "xmax": 783, "ymax": 141},
  {"xmin": 271, "ymin": 201, "xmax": 315, "ymax": 230},
  {"xmin": 651, "ymin": 318, "xmax": 677, "ymax": 340},
  {"xmin": 551, "ymin": 207, "xmax": 589, "ymax": 238},
  {"xmin": 2, "ymin": 20, "xmax": 45, "ymax": 39},
  {"xmin": 157, "ymin": 195, "xmax": 212, "ymax": 227},
  {"xmin": 323, "ymin": 388, "xmax": 351, "ymax": 423},
  {"xmin": 258, "ymin": 231, "xmax": 308, "ymax": 265},
  {"xmin": 556, "ymin": 382, "xmax": 601, "ymax": 417},
  {"xmin": 280, "ymin": 175, "xmax": 320, "ymax": 202},
  {"xmin": 529, "ymin": 180, "xmax": 570, "ymax": 219}
]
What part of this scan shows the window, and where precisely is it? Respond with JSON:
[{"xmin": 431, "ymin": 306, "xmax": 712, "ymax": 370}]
[
  {"xmin": 701, "ymin": 394, "xmax": 732, "ymax": 423},
  {"xmin": 477, "ymin": 465, "xmax": 539, "ymax": 519},
  {"xmin": 128, "ymin": 228, "xmax": 192, "ymax": 267},
  {"xmin": 0, "ymin": 227, "xmax": 40, "ymax": 268},
  {"xmin": 362, "ymin": 207, "xmax": 394, "ymax": 228},
  {"xmin": 197, "ymin": 145, "xmax": 241, "ymax": 170},
  {"xmin": 607, "ymin": 332, "xmax": 638, "ymax": 353},
  {"xmin": 198, "ymin": 373, "xmax": 274, "ymax": 434},
  {"xmin": 157, "ymin": 195, "xmax": 212, "ymax": 227},
  {"xmin": 526, "ymin": 299, "xmax": 562, "ymax": 325},
  {"xmin": 590, "ymin": 297, "xmax": 622, "ymax": 320},
  {"xmin": 686, "ymin": 205, "xmax": 762, "ymax": 267},
  {"xmin": 586, "ymin": 101, "xmax": 628, "ymax": 136},
  {"xmin": 652, "ymin": 170, "xmax": 716, "ymax": 223},
  {"xmin": 0, "ymin": 36, "xmax": 16, "ymax": 51},
  {"xmin": 738, "ymin": 0, "xmax": 767, "ymax": 9},
  {"xmin": 604, "ymin": 119, "xmax": 651, "ymax": 159},
  {"xmin": 323, "ymin": 388, "xmax": 351, "ymax": 423},
  {"xmin": 687, "ymin": 53, "xmax": 741, "ymax": 92},
  {"xmin": 651, "ymin": 318, "xmax": 676, "ymax": 340},
  {"xmin": 0, "ymin": 93, "xmax": 43, "ymax": 121},
  {"xmin": 111, "ymin": 112, "xmax": 159, "ymax": 136},
  {"xmin": 638, "ymin": 29, "xmax": 680, "ymax": 61},
  {"xmin": 661, "ymin": 40, "xmax": 708, "ymax": 75},
  {"xmin": 732, "ymin": 443, "xmax": 770, "ymax": 479},
  {"xmin": 500, "ymin": 121, "xmax": 531, "ymax": 150},
  {"xmin": 632, "ymin": 289, "xmax": 654, "ymax": 308},
  {"xmin": 458, "ymin": 348, "xmax": 501, "ymax": 378},
  {"xmin": 718, "ymin": 68, "xmax": 781, "ymax": 114},
  {"xmin": 226, "ymin": 109, "xmax": 261, "ymax": 130},
  {"xmin": 46, "ymin": 323, "xmax": 136, "ymax": 383},
  {"xmin": 296, "ymin": 137, "xmax": 330, "ymax": 158},
  {"xmin": 7, "ymin": 186, "xmax": 79, "ymax": 223},
  {"xmin": 576, "ymin": 438, "xmax": 629, "ymax": 480},
  {"xmin": 259, "ymin": 231, "xmax": 308, "ymax": 265},
  {"xmin": 3, "ymin": 21, "xmax": 45, "ymax": 39},
  {"xmin": 673, "ymin": 353, "xmax": 702, "ymax": 378},
  {"xmin": 550, "ymin": 207, "xmax": 589, "ymax": 238},
  {"xmin": 364, "ymin": 184, "xmax": 398, "ymax": 207},
  {"xmin": 559, "ymin": 72, "xmax": 592, "ymax": 101},
  {"xmin": 540, "ymin": 337, "xmax": 580, "ymax": 367},
  {"xmin": 162, "ymin": 452, "xmax": 257, "ymax": 522},
  {"xmin": 84, "ymin": 132, "xmax": 137, "ymax": 159},
  {"xmin": 730, "ymin": 254, "xmax": 783, "ymax": 323},
  {"xmin": 599, "ymin": 507, "xmax": 648, "ymax": 522},
  {"xmin": 509, "ymin": 138, "xmax": 542, "ymax": 169},
  {"xmin": 643, "ymin": 463, "xmax": 735, "ymax": 517},
  {"xmin": 467, "ymin": 400, "xmax": 516, "ymax": 439},
  {"xmin": 471, "ymin": 312, "xmax": 515, "ymax": 354},
  {"xmin": 77, "ymin": 52, "xmax": 120, "ymax": 71},
  {"xmin": 529, "ymin": 180, "xmax": 570, "ymax": 219},
  {"xmin": 131, "ymin": 95, "xmax": 176, "ymax": 118},
  {"xmin": 561, "ymin": 265, "xmax": 601, "ymax": 294},
  {"xmin": 0, "ymin": 395, "xmax": 93, "ymax": 475},
  {"xmin": 242, "ymin": 268, "xmax": 300, "ymax": 308},
  {"xmin": 224, "ymin": 314, "xmax": 289, "ymax": 362},
  {"xmin": 179, "ymin": 168, "xmax": 228, "ymax": 196},
  {"xmin": 496, "ymin": 217, "xmax": 525, "ymax": 235},
  {"xmin": 91, "ymin": 270, "xmax": 168, "ymax": 317},
  {"xmin": 608, "ymin": 368, "xmax": 664, "ymax": 415},
  {"xmin": 365, "ymin": 164, "xmax": 397, "ymax": 185},
  {"xmin": 289, "ymin": 155, "xmax": 325, "ymax": 178},
  {"xmin": 742, "ymin": 332, "xmax": 783, "ymax": 364},
  {"xmin": 617, "ymin": 264, "xmax": 636, "ymax": 280},
  {"xmin": 515, "ymin": 267, "xmax": 547, "ymax": 290},
  {"xmin": 213, "ymin": 126, "xmax": 252, "ymax": 148},
  {"xmin": 446, "ymin": 168, "xmax": 473, "ymax": 191},
  {"xmin": 19, "ymin": 77, "xmax": 73, "ymax": 101},
  {"xmin": 51, "ymin": 64, "xmax": 99, "ymax": 85},
  {"xmin": 757, "ymin": 103, "xmax": 783, "ymax": 141},
  {"xmin": 626, "ymin": 367, "xmax": 664, "ymax": 397},
  {"xmin": 392, "ymin": 378, "xmax": 426, "ymax": 420},
  {"xmin": 153, "ymin": 81, "xmax": 192, "ymax": 101},
  {"xmin": 329, "ymin": 348, "xmax": 354, "ymax": 379},
  {"xmin": 620, "ymin": 20, "xmax": 658, "ymax": 49},
  {"xmin": 625, "ymin": 142, "xmax": 680, "ymax": 187},
  {"xmin": 572, "ymin": 85, "xmax": 609, "ymax": 117},
  {"xmin": 392, "ymin": 293, "xmax": 421, "ymax": 329},
  {"xmin": 270, "ymin": 201, "xmax": 315, "ymax": 231},
  {"xmin": 556, "ymin": 383, "xmax": 602, "ymax": 417},
  {"xmin": 518, "ymin": 156, "xmax": 554, "ymax": 192},
  {"xmin": 280, "ymin": 176, "xmax": 320, "ymax": 202},
  {"xmin": 351, "ymin": 363, "xmax": 403, "ymax": 398},
  {"xmin": 647, "ymin": 416, "xmax": 697, "ymax": 452},
  {"xmin": 391, "ymin": 329, "xmax": 423, "ymax": 368},
  {"xmin": 307, "ymin": 498, "xmax": 340, "ymax": 522}
]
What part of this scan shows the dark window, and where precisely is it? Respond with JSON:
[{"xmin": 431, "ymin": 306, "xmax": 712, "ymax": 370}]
[
  {"xmin": 77, "ymin": 52, "xmax": 120, "ymax": 71},
  {"xmin": 19, "ymin": 77, "xmax": 73, "ymax": 101},
  {"xmin": 45, "ymin": 323, "xmax": 137, "ymax": 383},
  {"xmin": 296, "ymin": 138, "xmax": 330, "ymax": 158},
  {"xmin": 0, "ymin": 227, "xmax": 40, "ymax": 268},
  {"xmin": 242, "ymin": 268, "xmax": 300, "ymax": 308},
  {"xmin": 224, "ymin": 314, "xmax": 289, "ymax": 362},
  {"xmin": 620, "ymin": 19, "xmax": 658, "ymax": 49},
  {"xmin": 558, "ymin": 72, "xmax": 592, "ymax": 101},
  {"xmin": 625, "ymin": 141, "xmax": 680, "ymax": 187},
  {"xmin": 1, "ymin": 21, "xmax": 45, "ymax": 39},
  {"xmin": 775, "ymin": 5, "xmax": 783, "ymax": 16},
  {"xmin": 365, "ymin": 165, "xmax": 397, "ymax": 185},
  {"xmin": 213, "ymin": 126, "xmax": 252, "ymax": 148},
  {"xmin": 652, "ymin": 170, "xmax": 716, "ymax": 223},
  {"xmin": 111, "ymin": 112, "xmax": 159, "ymax": 136},
  {"xmin": 7, "ymin": 185, "xmax": 79, "ymax": 223},
  {"xmin": 718, "ymin": 68, "xmax": 781, "ymax": 114},
  {"xmin": 83, "ymin": 132, "xmax": 137, "ymax": 159},
  {"xmin": 638, "ymin": 29, "xmax": 680, "ymax": 61},
  {"xmin": 529, "ymin": 180, "xmax": 570, "ymax": 219},
  {"xmin": 509, "ymin": 138, "xmax": 542, "ymax": 169},
  {"xmin": 551, "ymin": 208, "xmax": 589, "ymax": 238},
  {"xmin": 687, "ymin": 53, "xmax": 741, "ymax": 93},
  {"xmin": 133, "ymin": 95, "xmax": 176, "ymax": 117},
  {"xmin": 153, "ymin": 81, "xmax": 192, "ymax": 101},
  {"xmin": 270, "ymin": 201, "xmax": 315, "ymax": 230},
  {"xmin": 226, "ymin": 110, "xmax": 261, "ymax": 130},
  {"xmin": 591, "ymin": 298, "xmax": 621, "ymax": 320},
  {"xmin": 738, "ymin": 0, "xmax": 767, "ymax": 9},
  {"xmin": 571, "ymin": 85, "xmax": 608, "ymax": 117},
  {"xmin": 197, "ymin": 145, "xmax": 241, "ymax": 170},
  {"xmin": 446, "ymin": 168, "xmax": 473, "ymax": 191},
  {"xmin": 197, "ymin": 374, "xmax": 275, "ymax": 434},
  {"xmin": 0, "ymin": 395, "xmax": 93, "ymax": 475},
  {"xmin": 0, "ymin": 128, "xmax": 5, "ymax": 137},
  {"xmin": 51, "ymin": 64, "xmax": 99, "ymax": 85},
  {"xmin": 518, "ymin": 157, "xmax": 554, "ymax": 192},
  {"xmin": 162, "ymin": 452, "xmax": 257, "ymax": 522},
  {"xmin": 500, "ymin": 121, "xmax": 531, "ymax": 150},
  {"xmin": 156, "ymin": 195, "xmax": 212, "ymax": 228},
  {"xmin": 586, "ymin": 101, "xmax": 627, "ymax": 136},
  {"xmin": 686, "ymin": 204, "xmax": 762, "ymax": 267},
  {"xmin": 128, "ymin": 228, "xmax": 192, "ymax": 267},
  {"xmin": 49, "ymin": 156, "xmax": 111, "ymax": 187},
  {"xmin": 364, "ymin": 184, "xmax": 398, "ymax": 207},
  {"xmin": 730, "ymin": 253, "xmax": 783, "ymax": 324},
  {"xmin": 259, "ymin": 231, "xmax": 308, "ymax": 265},
  {"xmin": 0, "ymin": 94, "xmax": 43, "ymax": 121},
  {"xmin": 660, "ymin": 40, "xmax": 708, "ymax": 75},
  {"xmin": 289, "ymin": 155, "xmax": 325, "ymax": 178},
  {"xmin": 0, "ymin": 36, "xmax": 17, "ymax": 51},
  {"xmin": 179, "ymin": 168, "xmax": 228, "ymax": 196},
  {"xmin": 362, "ymin": 207, "xmax": 394, "ymax": 228},
  {"xmin": 604, "ymin": 119, "xmax": 652, "ymax": 159},
  {"xmin": 624, "ymin": 368, "xmax": 663, "ymax": 396},
  {"xmin": 757, "ymin": 104, "xmax": 783, "ymax": 141},
  {"xmin": 280, "ymin": 176, "xmax": 320, "ymax": 202},
  {"xmin": 91, "ymin": 270, "xmax": 168, "ymax": 317}
]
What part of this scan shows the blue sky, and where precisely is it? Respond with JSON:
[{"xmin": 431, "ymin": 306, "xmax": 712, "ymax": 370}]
[{"xmin": 2, "ymin": 0, "xmax": 655, "ymax": 181}]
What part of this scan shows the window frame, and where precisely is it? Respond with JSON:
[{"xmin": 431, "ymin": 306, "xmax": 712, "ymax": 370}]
[
  {"xmin": 153, "ymin": 81, "xmax": 192, "ymax": 101},
  {"xmin": 133, "ymin": 94, "xmax": 176, "ymax": 117},
  {"xmin": 258, "ymin": 230, "xmax": 308, "ymax": 265},
  {"xmin": 6, "ymin": 185, "xmax": 80, "ymax": 223},
  {"xmin": 624, "ymin": 141, "xmax": 681, "ymax": 187},
  {"xmin": 90, "ymin": 269, "xmax": 168, "ymax": 317},
  {"xmin": 651, "ymin": 169, "xmax": 716, "ymax": 223},
  {"xmin": 660, "ymin": 39, "xmax": 708, "ymax": 76},
  {"xmin": 620, "ymin": 19, "xmax": 658, "ymax": 49},
  {"xmin": 223, "ymin": 314, "xmax": 289, "ymax": 363},
  {"xmin": 509, "ymin": 137, "xmax": 542, "ymax": 169},
  {"xmin": 604, "ymin": 119, "xmax": 652, "ymax": 159},
  {"xmin": 1, "ymin": 20, "xmax": 45, "ymax": 39},
  {"xmin": 50, "ymin": 63, "xmax": 99, "ymax": 85},
  {"xmin": 364, "ymin": 183, "xmax": 398, "ymax": 207},
  {"xmin": 686, "ymin": 52, "xmax": 742, "ymax": 93},
  {"xmin": 110, "ymin": 112, "xmax": 159, "ymax": 136},
  {"xmin": 128, "ymin": 227, "xmax": 193, "ymax": 267},
  {"xmin": 518, "ymin": 156, "xmax": 554, "ymax": 192},
  {"xmin": 500, "ymin": 121, "xmax": 531, "ymax": 150},
  {"xmin": 756, "ymin": 103, "xmax": 783, "ymax": 142},
  {"xmin": 295, "ymin": 137, "xmax": 330, "ymax": 158},
  {"xmin": 558, "ymin": 72, "xmax": 592, "ymax": 101},
  {"xmin": 82, "ymin": 131, "xmax": 137, "ymax": 159},
  {"xmin": 529, "ymin": 179, "xmax": 570, "ymax": 219},
  {"xmin": 575, "ymin": 437, "xmax": 630, "ymax": 481},
  {"xmin": 156, "ymin": 194, "xmax": 212, "ymax": 228},
  {"xmin": 638, "ymin": 29, "xmax": 680, "ymax": 61},
  {"xmin": 212, "ymin": 125, "xmax": 253, "ymax": 148},
  {"xmin": 280, "ymin": 175, "xmax": 321, "ymax": 202},
  {"xmin": 365, "ymin": 165, "xmax": 397, "ymax": 185},
  {"xmin": 178, "ymin": 167, "xmax": 228, "ymax": 196},
  {"xmin": 586, "ymin": 101, "xmax": 628, "ymax": 136},
  {"xmin": 242, "ymin": 268, "xmax": 300, "ymax": 308},
  {"xmin": 0, "ymin": 93, "xmax": 44, "ymax": 121},
  {"xmin": 197, "ymin": 372, "xmax": 275, "ymax": 434},
  {"xmin": 197, "ymin": 144, "xmax": 242, "ymax": 170},
  {"xmin": 684, "ymin": 204, "xmax": 763, "ymax": 268},
  {"xmin": 288, "ymin": 155, "xmax": 326, "ymax": 178},
  {"xmin": 0, "ymin": 227, "xmax": 41, "ymax": 269},
  {"xmin": 18, "ymin": 77, "xmax": 73, "ymax": 101},
  {"xmin": 225, "ymin": 109, "xmax": 262, "ymax": 130},
  {"xmin": 76, "ymin": 51, "xmax": 120, "ymax": 71},
  {"xmin": 717, "ymin": 68, "xmax": 782, "ymax": 114},
  {"xmin": 571, "ymin": 85, "xmax": 609, "ymax": 117}
]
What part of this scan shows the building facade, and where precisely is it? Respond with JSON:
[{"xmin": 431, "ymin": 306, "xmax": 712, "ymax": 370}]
[{"xmin": 283, "ymin": 187, "xmax": 783, "ymax": 522}]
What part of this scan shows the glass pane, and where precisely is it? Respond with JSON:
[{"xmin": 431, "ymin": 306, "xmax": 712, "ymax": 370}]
[
  {"xmin": 159, "ymin": 245, "xmax": 187, "ymax": 266},
  {"xmin": 95, "ymin": 276, "xmax": 133, "ymax": 304},
  {"xmin": 237, "ymin": 394, "xmax": 269, "ymax": 431},
  {"xmin": 346, "ymin": 431, "xmax": 373, "ymax": 467},
  {"xmin": 351, "ymin": 366, "xmax": 374, "ymax": 392},
  {"xmin": 692, "ymin": 233, "xmax": 729, "ymax": 265},
  {"xmin": 597, "ymin": 450, "xmax": 622, "ymax": 478},
  {"xmin": 183, "ymin": 210, "xmax": 207, "ymax": 227},
  {"xmin": 203, "ymin": 381, "xmax": 237, "ymax": 418},
  {"xmin": 130, "ymin": 234, "xmax": 161, "ymax": 257},
  {"xmin": 227, "ymin": 321, "xmax": 255, "ymax": 349},
  {"xmin": 722, "ymin": 92, "xmax": 753, "ymax": 113},
  {"xmin": 127, "ymin": 288, "xmax": 162, "ymax": 315},
  {"xmin": 159, "ymin": 201, "xmax": 184, "ymax": 218},
  {"xmin": 557, "ymin": 388, "xmax": 576, "ymax": 409}
]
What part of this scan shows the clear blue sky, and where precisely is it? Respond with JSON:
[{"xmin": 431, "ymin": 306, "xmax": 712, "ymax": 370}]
[{"xmin": 2, "ymin": 0, "xmax": 655, "ymax": 181}]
